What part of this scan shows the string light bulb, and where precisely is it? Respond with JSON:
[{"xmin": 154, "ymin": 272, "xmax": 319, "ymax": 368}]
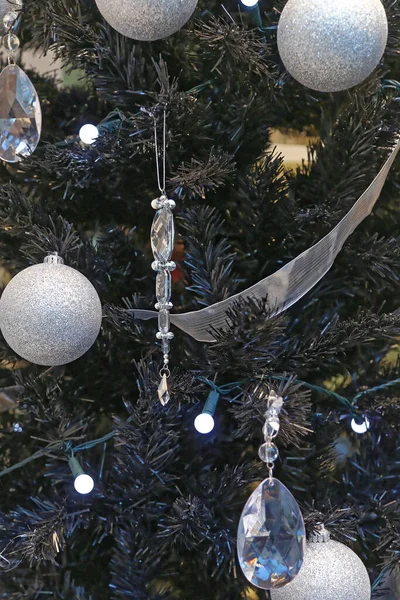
[
  {"xmin": 194, "ymin": 389, "xmax": 219, "ymax": 434},
  {"xmin": 241, "ymin": 0, "xmax": 259, "ymax": 6},
  {"xmin": 194, "ymin": 412, "xmax": 215, "ymax": 434},
  {"xmin": 79, "ymin": 124, "xmax": 99, "ymax": 145},
  {"xmin": 351, "ymin": 415, "xmax": 371, "ymax": 434},
  {"xmin": 69, "ymin": 456, "xmax": 94, "ymax": 495}
]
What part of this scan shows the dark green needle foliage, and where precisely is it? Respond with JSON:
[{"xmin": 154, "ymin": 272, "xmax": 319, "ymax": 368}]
[{"xmin": 0, "ymin": 0, "xmax": 398, "ymax": 598}]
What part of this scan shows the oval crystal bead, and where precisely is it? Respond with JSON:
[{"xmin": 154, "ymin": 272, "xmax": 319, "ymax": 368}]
[
  {"xmin": 0, "ymin": 64, "xmax": 42, "ymax": 163},
  {"xmin": 3, "ymin": 12, "xmax": 18, "ymax": 30},
  {"xmin": 156, "ymin": 270, "xmax": 171, "ymax": 305},
  {"xmin": 237, "ymin": 477, "xmax": 305, "ymax": 590},
  {"xmin": 151, "ymin": 207, "xmax": 175, "ymax": 263},
  {"xmin": 263, "ymin": 416, "xmax": 280, "ymax": 439},
  {"xmin": 158, "ymin": 309, "xmax": 170, "ymax": 334}
]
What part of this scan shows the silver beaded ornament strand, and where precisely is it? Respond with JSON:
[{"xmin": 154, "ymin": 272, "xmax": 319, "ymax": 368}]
[{"xmin": 150, "ymin": 108, "xmax": 176, "ymax": 405}]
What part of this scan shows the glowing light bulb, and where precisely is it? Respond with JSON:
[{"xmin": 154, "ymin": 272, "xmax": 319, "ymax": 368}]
[
  {"xmin": 74, "ymin": 473, "xmax": 94, "ymax": 495},
  {"xmin": 241, "ymin": 0, "xmax": 259, "ymax": 6},
  {"xmin": 79, "ymin": 124, "xmax": 99, "ymax": 145},
  {"xmin": 351, "ymin": 416, "xmax": 371, "ymax": 434},
  {"xmin": 194, "ymin": 412, "xmax": 215, "ymax": 434}
]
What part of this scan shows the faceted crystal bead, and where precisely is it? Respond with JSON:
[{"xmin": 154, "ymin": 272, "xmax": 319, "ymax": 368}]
[
  {"xmin": 161, "ymin": 337, "xmax": 170, "ymax": 355},
  {"xmin": 0, "ymin": 65, "xmax": 42, "ymax": 163},
  {"xmin": 158, "ymin": 373, "xmax": 170, "ymax": 406},
  {"xmin": 258, "ymin": 442, "xmax": 279, "ymax": 463},
  {"xmin": 158, "ymin": 309, "xmax": 170, "ymax": 334},
  {"xmin": 3, "ymin": 32, "xmax": 20, "ymax": 52},
  {"xmin": 267, "ymin": 391, "xmax": 284, "ymax": 413},
  {"xmin": 151, "ymin": 207, "xmax": 175, "ymax": 262},
  {"xmin": 156, "ymin": 270, "xmax": 171, "ymax": 305},
  {"xmin": 263, "ymin": 416, "xmax": 280, "ymax": 439},
  {"xmin": 3, "ymin": 12, "xmax": 18, "ymax": 30},
  {"xmin": 237, "ymin": 477, "xmax": 305, "ymax": 590}
]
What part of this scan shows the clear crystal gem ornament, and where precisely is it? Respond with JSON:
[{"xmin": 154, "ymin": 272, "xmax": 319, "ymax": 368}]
[
  {"xmin": 151, "ymin": 207, "xmax": 175, "ymax": 262},
  {"xmin": 158, "ymin": 373, "xmax": 170, "ymax": 406},
  {"xmin": 0, "ymin": 64, "xmax": 42, "ymax": 162},
  {"xmin": 267, "ymin": 390, "xmax": 284, "ymax": 412},
  {"xmin": 263, "ymin": 415, "xmax": 280, "ymax": 438},
  {"xmin": 3, "ymin": 31, "xmax": 20, "ymax": 51},
  {"xmin": 258, "ymin": 441, "xmax": 279, "ymax": 463},
  {"xmin": 237, "ymin": 477, "xmax": 306, "ymax": 590},
  {"xmin": 156, "ymin": 270, "xmax": 171, "ymax": 305},
  {"xmin": 158, "ymin": 309, "xmax": 170, "ymax": 334},
  {"xmin": 3, "ymin": 12, "xmax": 18, "ymax": 30}
]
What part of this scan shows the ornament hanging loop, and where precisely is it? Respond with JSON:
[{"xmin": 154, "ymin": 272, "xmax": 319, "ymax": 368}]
[{"xmin": 153, "ymin": 107, "xmax": 167, "ymax": 195}]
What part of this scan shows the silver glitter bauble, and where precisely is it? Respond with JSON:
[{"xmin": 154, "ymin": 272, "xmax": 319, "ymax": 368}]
[
  {"xmin": 94, "ymin": 0, "xmax": 198, "ymax": 41},
  {"xmin": 270, "ymin": 527, "xmax": 371, "ymax": 600},
  {"xmin": 0, "ymin": 0, "xmax": 23, "ymax": 35},
  {"xmin": 0, "ymin": 254, "xmax": 102, "ymax": 366},
  {"xmin": 277, "ymin": 0, "xmax": 388, "ymax": 92}
]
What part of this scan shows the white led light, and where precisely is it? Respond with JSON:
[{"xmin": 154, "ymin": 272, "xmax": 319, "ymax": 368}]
[
  {"xmin": 194, "ymin": 412, "xmax": 215, "ymax": 434},
  {"xmin": 241, "ymin": 0, "xmax": 259, "ymax": 7},
  {"xmin": 351, "ymin": 416, "xmax": 371, "ymax": 434},
  {"xmin": 79, "ymin": 124, "xmax": 99, "ymax": 145},
  {"xmin": 74, "ymin": 473, "xmax": 94, "ymax": 495}
]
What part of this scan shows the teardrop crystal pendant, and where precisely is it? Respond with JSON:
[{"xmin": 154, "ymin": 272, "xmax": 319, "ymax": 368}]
[
  {"xmin": 158, "ymin": 373, "xmax": 170, "ymax": 406},
  {"xmin": 0, "ymin": 64, "xmax": 42, "ymax": 163},
  {"xmin": 237, "ymin": 477, "xmax": 305, "ymax": 590}
]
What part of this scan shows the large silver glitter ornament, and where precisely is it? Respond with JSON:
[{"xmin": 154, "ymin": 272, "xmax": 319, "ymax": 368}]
[
  {"xmin": 0, "ymin": 254, "xmax": 102, "ymax": 366},
  {"xmin": 271, "ymin": 526, "xmax": 371, "ymax": 600},
  {"xmin": 94, "ymin": 0, "xmax": 198, "ymax": 41},
  {"xmin": 277, "ymin": 0, "xmax": 388, "ymax": 92}
]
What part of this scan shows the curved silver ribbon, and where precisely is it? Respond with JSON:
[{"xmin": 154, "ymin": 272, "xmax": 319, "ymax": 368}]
[{"xmin": 131, "ymin": 140, "xmax": 400, "ymax": 342}]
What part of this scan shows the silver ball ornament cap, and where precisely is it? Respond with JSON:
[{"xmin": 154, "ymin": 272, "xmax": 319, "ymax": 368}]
[
  {"xmin": 94, "ymin": 0, "xmax": 198, "ymax": 41},
  {"xmin": 0, "ymin": 259, "xmax": 102, "ymax": 366},
  {"xmin": 277, "ymin": 0, "xmax": 388, "ymax": 92},
  {"xmin": 270, "ymin": 535, "xmax": 371, "ymax": 600}
]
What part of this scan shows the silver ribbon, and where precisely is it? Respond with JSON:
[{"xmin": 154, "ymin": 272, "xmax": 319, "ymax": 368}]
[{"xmin": 131, "ymin": 139, "xmax": 400, "ymax": 343}]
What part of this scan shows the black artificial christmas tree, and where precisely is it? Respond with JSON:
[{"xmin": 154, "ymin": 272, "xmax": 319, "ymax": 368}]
[{"xmin": 0, "ymin": 0, "xmax": 398, "ymax": 598}]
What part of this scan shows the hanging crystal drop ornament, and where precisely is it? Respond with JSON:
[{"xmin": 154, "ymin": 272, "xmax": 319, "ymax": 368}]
[
  {"xmin": 148, "ymin": 107, "xmax": 176, "ymax": 405},
  {"xmin": 0, "ymin": 7, "xmax": 42, "ymax": 163},
  {"xmin": 237, "ymin": 390, "xmax": 306, "ymax": 590}
]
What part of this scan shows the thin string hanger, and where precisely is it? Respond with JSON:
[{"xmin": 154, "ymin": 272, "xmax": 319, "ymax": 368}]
[{"xmin": 154, "ymin": 107, "xmax": 167, "ymax": 196}]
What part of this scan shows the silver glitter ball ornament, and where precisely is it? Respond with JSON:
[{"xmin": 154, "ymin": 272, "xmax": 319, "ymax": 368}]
[
  {"xmin": 0, "ymin": 255, "xmax": 102, "ymax": 366},
  {"xmin": 277, "ymin": 0, "xmax": 388, "ymax": 92},
  {"xmin": 270, "ymin": 527, "xmax": 371, "ymax": 600},
  {"xmin": 94, "ymin": 0, "xmax": 198, "ymax": 41}
]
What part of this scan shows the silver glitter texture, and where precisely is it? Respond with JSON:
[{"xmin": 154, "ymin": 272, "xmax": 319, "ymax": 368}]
[
  {"xmin": 0, "ymin": 263, "xmax": 102, "ymax": 366},
  {"xmin": 270, "ymin": 538, "xmax": 371, "ymax": 600},
  {"xmin": 94, "ymin": 0, "xmax": 198, "ymax": 41},
  {"xmin": 277, "ymin": 0, "xmax": 388, "ymax": 92}
]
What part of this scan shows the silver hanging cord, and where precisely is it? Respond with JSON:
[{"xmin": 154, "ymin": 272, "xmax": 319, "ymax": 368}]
[{"xmin": 154, "ymin": 108, "xmax": 167, "ymax": 195}]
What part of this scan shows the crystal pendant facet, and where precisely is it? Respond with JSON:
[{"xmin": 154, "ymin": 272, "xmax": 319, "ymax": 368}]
[
  {"xmin": 156, "ymin": 270, "xmax": 171, "ymax": 305},
  {"xmin": 158, "ymin": 373, "xmax": 170, "ymax": 406},
  {"xmin": 0, "ymin": 65, "xmax": 42, "ymax": 163},
  {"xmin": 151, "ymin": 207, "xmax": 175, "ymax": 263},
  {"xmin": 237, "ymin": 477, "xmax": 305, "ymax": 590}
]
